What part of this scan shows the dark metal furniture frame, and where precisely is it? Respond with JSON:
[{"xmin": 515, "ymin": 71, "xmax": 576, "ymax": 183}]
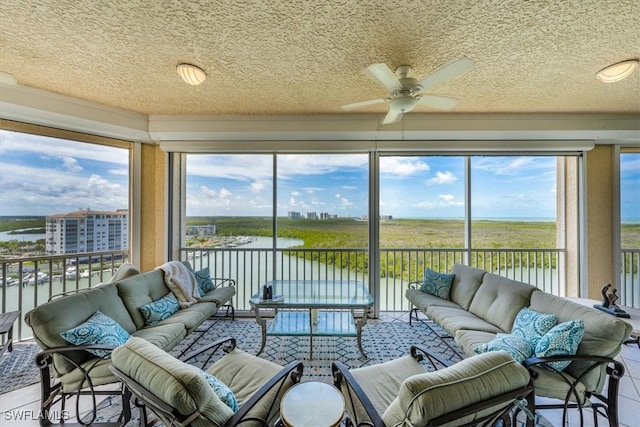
[
  {"xmin": 522, "ymin": 354, "xmax": 625, "ymax": 427},
  {"xmin": 110, "ymin": 337, "xmax": 304, "ymax": 427},
  {"xmin": 333, "ymin": 344, "xmax": 536, "ymax": 427},
  {"xmin": 35, "ymin": 344, "xmax": 131, "ymax": 426},
  {"xmin": 0, "ymin": 310, "xmax": 20, "ymax": 358}
]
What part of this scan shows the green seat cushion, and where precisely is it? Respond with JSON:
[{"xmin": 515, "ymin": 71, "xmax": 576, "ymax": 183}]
[
  {"xmin": 111, "ymin": 337, "xmax": 235, "ymax": 426},
  {"xmin": 131, "ymin": 322, "xmax": 186, "ymax": 351},
  {"xmin": 468, "ymin": 273, "xmax": 537, "ymax": 332},
  {"xmin": 382, "ymin": 351, "xmax": 531, "ymax": 426},
  {"xmin": 24, "ymin": 283, "xmax": 136, "ymax": 376},
  {"xmin": 154, "ymin": 302, "xmax": 217, "ymax": 333},
  {"xmin": 449, "ymin": 264, "xmax": 487, "ymax": 310},
  {"xmin": 199, "ymin": 286, "xmax": 236, "ymax": 308},
  {"xmin": 115, "ymin": 269, "xmax": 171, "ymax": 330}
]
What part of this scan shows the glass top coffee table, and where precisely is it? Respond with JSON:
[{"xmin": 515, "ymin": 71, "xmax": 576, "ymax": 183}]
[{"xmin": 249, "ymin": 280, "xmax": 374, "ymax": 359}]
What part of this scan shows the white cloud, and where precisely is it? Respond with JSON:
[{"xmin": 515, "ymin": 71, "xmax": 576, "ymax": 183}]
[
  {"xmin": 200, "ymin": 186, "xmax": 216, "ymax": 197},
  {"xmin": 250, "ymin": 180, "xmax": 267, "ymax": 192},
  {"xmin": 219, "ymin": 188, "xmax": 232, "ymax": 198},
  {"xmin": 439, "ymin": 194, "xmax": 455, "ymax": 201},
  {"xmin": 380, "ymin": 158, "xmax": 430, "ymax": 176},
  {"xmin": 291, "ymin": 190, "xmax": 300, "ymax": 196},
  {"xmin": 335, "ymin": 193, "xmax": 353, "ymax": 207},
  {"xmin": 109, "ymin": 168, "xmax": 128, "ymax": 175},
  {"xmin": 0, "ymin": 130, "xmax": 128, "ymax": 165},
  {"xmin": 62, "ymin": 157, "xmax": 83, "ymax": 172},
  {"xmin": 429, "ymin": 171, "xmax": 457, "ymax": 184}
]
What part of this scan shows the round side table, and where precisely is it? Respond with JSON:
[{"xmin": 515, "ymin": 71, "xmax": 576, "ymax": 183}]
[{"xmin": 279, "ymin": 381, "xmax": 345, "ymax": 427}]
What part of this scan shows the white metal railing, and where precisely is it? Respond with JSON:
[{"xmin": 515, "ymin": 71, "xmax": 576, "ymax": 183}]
[
  {"xmin": 182, "ymin": 247, "xmax": 566, "ymax": 314},
  {"xmin": 6, "ymin": 246, "xmax": 639, "ymax": 345},
  {"xmin": 620, "ymin": 249, "xmax": 640, "ymax": 308},
  {"xmin": 0, "ymin": 250, "xmax": 129, "ymax": 341}
]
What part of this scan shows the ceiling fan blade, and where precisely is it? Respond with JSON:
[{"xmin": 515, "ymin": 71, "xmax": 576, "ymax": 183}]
[
  {"xmin": 342, "ymin": 98, "xmax": 387, "ymax": 111},
  {"xmin": 367, "ymin": 63, "xmax": 402, "ymax": 91},
  {"xmin": 417, "ymin": 94, "xmax": 460, "ymax": 110},
  {"xmin": 382, "ymin": 106, "xmax": 404, "ymax": 124},
  {"xmin": 417, "ymin": 56, "xmax": 475, "ymax": 91}
]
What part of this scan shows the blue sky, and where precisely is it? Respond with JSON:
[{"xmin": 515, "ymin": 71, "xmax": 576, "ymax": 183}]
[
  {"xmin": 0, "ymin": 131, "xmax": 129, "ymax": 216},
  {"xmin": 1, "ymin": 130, "xmax": 638, "ymax": 220},
  {"xmin": 186, "ymin": 154, "xmax": 560, "ymax": 219}
]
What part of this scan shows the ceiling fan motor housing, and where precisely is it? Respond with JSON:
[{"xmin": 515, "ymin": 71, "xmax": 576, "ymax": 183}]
[{"xmin": 391, "ymin": 96, "xmax": 419, "ymax": 112}]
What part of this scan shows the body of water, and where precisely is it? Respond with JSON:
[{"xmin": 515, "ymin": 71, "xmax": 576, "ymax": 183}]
[{"xmin": 0, "ymin": 230, "xmax": 46, "ymax": 242}]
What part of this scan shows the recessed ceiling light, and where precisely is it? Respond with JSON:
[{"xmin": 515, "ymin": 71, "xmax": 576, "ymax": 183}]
[
  {"xmin": 177, "ymin": 63, "xmax": 207, "ymax": 85},
  {"xmin": 596, "ymin": 60, "xmax": 638, "ymax": 83}
]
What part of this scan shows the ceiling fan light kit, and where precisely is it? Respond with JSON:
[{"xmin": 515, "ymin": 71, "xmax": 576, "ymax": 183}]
[
  {"xmin": 596, "ymin": 60, "xmax": 638, "ymax": 83},
  {"xmin": 177, "ymin": 63, "xmax": 207, "ymax": 85},
  {"xmin": 342, "ymin": 56, "xmax": 475, "ymax": 125}
]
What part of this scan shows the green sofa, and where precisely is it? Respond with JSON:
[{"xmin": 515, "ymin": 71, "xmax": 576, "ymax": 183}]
[
  {"xmin": 24, "ymin": 261, "xmax": 235, "ymax": 426},
  {"xmin": 406, "ymin": 264, "xmax": 632, "ymax": 426}
]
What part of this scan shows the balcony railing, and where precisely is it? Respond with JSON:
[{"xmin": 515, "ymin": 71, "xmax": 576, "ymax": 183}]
[
  {"xmin": 182, "ymin": 247, "xmax": 567, "ymax": 313},
  {"xmin": 0, "ymin": 250, "xmax": 129, "ymax": 341},
  {"xmin": 621, "ymin": 249, "xmax": 640, "ymax": 308},
  {"xmin": 4, "ymin": 246, "xmax": 640, "ymax": 343}
]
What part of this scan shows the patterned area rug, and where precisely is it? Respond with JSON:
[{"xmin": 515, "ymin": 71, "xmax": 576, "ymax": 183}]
[
  {"xmin": 2, "ymin": 319, "xmax": 551, "ymax": 426},
  {"xmin": 0, "ymin": 340, "xmax": 41, "ymax": 394}
]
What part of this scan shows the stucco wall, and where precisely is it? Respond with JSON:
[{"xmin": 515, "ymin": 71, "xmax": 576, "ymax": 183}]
[
  {"xmin": 585, "ymin": 145, "xmax": 615, "ymax": 299},
  {"xmin": 139, "ymin": 144, "xmax": 166, "ymax": 271}
]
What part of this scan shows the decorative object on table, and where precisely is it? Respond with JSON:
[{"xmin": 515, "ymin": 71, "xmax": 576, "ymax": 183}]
[{"xmin": 594, "ymin": 283, "xmax": 631, "ymax": 318}]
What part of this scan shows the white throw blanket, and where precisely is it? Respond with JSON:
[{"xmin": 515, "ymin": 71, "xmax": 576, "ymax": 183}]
[{"xmin": 157, "ymin": 261, "xmax": 200, "ymax": 308}]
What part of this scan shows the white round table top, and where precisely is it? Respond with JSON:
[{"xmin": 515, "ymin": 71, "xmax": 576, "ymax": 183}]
[{"xmin": 280, "ymin": 381, "xmax": 345, "ymax": 427}]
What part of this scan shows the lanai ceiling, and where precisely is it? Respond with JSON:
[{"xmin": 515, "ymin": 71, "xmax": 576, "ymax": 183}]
[{"xmin": 0, "ymin": 0, "xmax": 639, "ymax": 119}]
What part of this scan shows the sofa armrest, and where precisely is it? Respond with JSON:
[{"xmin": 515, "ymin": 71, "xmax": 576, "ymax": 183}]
[
  {"xmin": 410, "ymin": 344, "xmax": 454, "ymax": 369},
  {"xmin": 35, "ymin": 344, "xmax": 130, "ymax": 425},
  {"xmin": 180, "ymin": 336, "xmax": 237, "ymax": 367},
  {"xmin": 332, "ymin": 360, "xmax": 385, "ymax": 427},
  {"xmin": 226, "ymin": 360, "xmax": 304, "ymax": 427},
  {"xmin": 523, "ymin": 353, "xmax": 625, "ymax": 425},
  {"xmin": 407, "ymin": 280, "xmax": 421, "ymax": 290},
  {"xmin": 212, "ymin": 277, "xmax": 235, "ymax": 287}
]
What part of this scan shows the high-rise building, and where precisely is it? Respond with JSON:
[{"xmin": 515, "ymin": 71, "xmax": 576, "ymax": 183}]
[{"xmin": 46, "ymin": 209, "xmax": 128, "ymax": 254}]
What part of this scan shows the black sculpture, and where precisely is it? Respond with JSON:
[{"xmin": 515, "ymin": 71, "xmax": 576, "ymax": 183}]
[{"xmin": 594, "ymin": 283, "xmax": 630, "ymax": 318}]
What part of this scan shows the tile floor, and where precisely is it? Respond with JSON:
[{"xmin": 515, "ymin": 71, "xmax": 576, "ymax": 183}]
[{"xmin": 1, "ymin": 312, "xmax": 639, "ymax": 426}]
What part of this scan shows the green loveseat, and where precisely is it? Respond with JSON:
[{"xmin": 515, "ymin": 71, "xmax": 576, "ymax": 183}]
[
  {"xmin": 405, "ymin": 264, "xmax": 632, "ymax": 426},
  {"xmin": 24, "ymin": 261, "xmax": 235, "ymax": 426}
]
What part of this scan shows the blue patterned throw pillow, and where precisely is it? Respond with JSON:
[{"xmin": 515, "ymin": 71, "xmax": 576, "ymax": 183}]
[
  {"xmin": 511, "ymin": 307, "xmax": 557, "ymax": 347},
  {"xmin": 60, "ymin": 311, "xmax": 130, "ymax": 358},
  {"xmin": 195, "ymin": 267, "xmax": 216, "ymax": 294},
  {"xmin": 203, "ymin": 372, "xmax": 238, "ymax": 412},
  {"xmin": 535, "ymin": 319, "xmax": 585, "ymax": 372},
  {"xmin": 140, "ymin": 292, "xmax": 180, "ymax": 326},
  {"xmin": 419, "ymin": 268, "xmax": 455, "ymax": 300},
  {"xmin": 474, "ymin": 333, "xmax": 535, "ymax": 363}
]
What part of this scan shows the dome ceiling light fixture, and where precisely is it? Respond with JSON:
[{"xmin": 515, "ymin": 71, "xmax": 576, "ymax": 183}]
[
  {"xmin": 596, "ymin": 59, "xmax": 638, "ymax": 83},
  {"xmin": 177, "ymin": 63, "xmax": 207, "ymax": 85}
]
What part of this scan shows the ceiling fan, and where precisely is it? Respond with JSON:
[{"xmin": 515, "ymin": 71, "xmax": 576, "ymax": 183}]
[{"xmin": 342, "ymin": 56, "xmax": 475, "ymax": 124}]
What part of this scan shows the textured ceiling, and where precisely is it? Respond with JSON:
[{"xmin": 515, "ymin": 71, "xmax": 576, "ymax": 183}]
[{"xmin": 1, "ymin": 0, "xmax": 639, "ymax": 118}]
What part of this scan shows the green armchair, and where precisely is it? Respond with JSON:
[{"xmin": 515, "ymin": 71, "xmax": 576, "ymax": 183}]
[
  {"xmin": 332, "ymin": 346, "xmax": 535, "ymax": 427},
  {"xmin": 110, "ymin": 336, "xmax": 304, "ymax": 426}
]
